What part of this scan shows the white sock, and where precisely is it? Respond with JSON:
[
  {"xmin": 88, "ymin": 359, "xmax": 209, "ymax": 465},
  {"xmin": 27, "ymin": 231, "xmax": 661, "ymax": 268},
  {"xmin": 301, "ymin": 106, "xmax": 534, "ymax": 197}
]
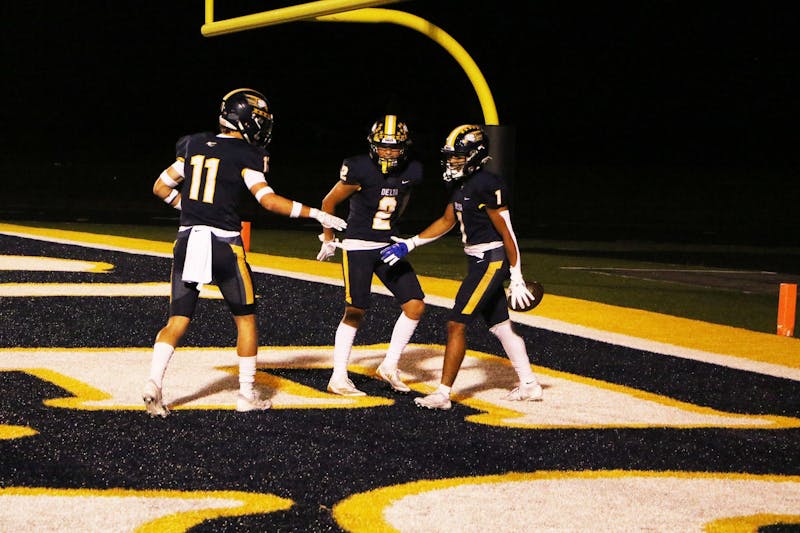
[
  {"xmin": 435, "ymin": 384, "xmax": 452, "ymax": 397},
  {"xmin": 383, "ymin": 313, "xmax": 419, "ymax": 370},
  {"xmin": 490, "ymin": 321, "xmax": 536, "ymax": 384},
  {"xmin": 149, "ymin": 342, "xmax": 175, "ymax": 388},
  {"xmin": 238, "ymin": 355, "xmax": 257, "ymax": 397},
  {"xmin": 332, "ymin": 322, "xmax": 358, "ymax": 379}
]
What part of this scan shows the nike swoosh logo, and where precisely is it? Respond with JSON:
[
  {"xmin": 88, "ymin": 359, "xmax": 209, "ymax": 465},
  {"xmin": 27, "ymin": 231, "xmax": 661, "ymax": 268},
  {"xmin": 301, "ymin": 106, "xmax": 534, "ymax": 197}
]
[
  {"xmin": 401, "ymin": 180, "xmax": 410, "ymax": 184},
  {"xmin": 463, "ymin": 197, "xmax": 471, "ymax": 200}
]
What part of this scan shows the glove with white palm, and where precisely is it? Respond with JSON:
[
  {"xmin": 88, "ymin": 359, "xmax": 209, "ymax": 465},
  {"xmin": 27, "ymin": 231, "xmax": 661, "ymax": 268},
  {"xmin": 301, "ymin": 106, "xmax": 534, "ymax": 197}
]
[
  {"xmin": 309, "ymin": 208, "xmax": 347, "ymax": 231},
  {"xmin": 316, "ymin": 233, "xmax": 340, "ymax": 261},
  {"xmin": 507, "ymin": 265, "xmax": 537, "ymax": 312},
  {"xmin": 380, "ymin": 236, "xmax": 417, "ymax": 266}
]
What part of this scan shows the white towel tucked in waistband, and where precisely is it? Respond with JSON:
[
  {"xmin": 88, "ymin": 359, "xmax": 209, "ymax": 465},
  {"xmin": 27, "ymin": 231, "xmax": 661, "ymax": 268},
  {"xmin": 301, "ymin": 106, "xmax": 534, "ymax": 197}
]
[{"xmin": 182, "ymin": 226, "xmax": 213, "ymax": 285}]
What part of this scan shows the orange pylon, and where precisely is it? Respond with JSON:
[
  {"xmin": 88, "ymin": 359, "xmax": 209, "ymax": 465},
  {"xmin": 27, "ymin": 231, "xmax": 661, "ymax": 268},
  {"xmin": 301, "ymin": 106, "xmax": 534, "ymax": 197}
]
[
  {"xmin": 777, "ymin": 283, "xmax": 797, "ymax": 337},
  {"xmin": 241, "ymin": 221, "xmax": 251, "ymax": 253}
]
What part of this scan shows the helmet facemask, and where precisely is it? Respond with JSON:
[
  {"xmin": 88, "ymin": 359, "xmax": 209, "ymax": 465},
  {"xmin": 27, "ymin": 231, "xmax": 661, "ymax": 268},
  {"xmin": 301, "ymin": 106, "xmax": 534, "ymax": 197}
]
[
  {"xmin": 442, "ymin": 154, "xmax": 468, "ymax": 182},
  {"xmin": 370, "ymin": 145, "xmax": 406, "ymax": 174}
]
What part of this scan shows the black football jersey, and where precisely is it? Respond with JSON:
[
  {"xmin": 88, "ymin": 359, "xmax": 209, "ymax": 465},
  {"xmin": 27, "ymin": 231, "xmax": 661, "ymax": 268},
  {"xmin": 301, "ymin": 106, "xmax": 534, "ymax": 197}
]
[
  {"xmin": 450, "ymin": 169, "xmax": 509, "ymax": 245},
  {"xmin": 339, "ymin": 154, "xmax": 423, "ymax": 241},
  {"xmin": 175, "ymin": 132, "xmax": 269, "ymax": 232}
]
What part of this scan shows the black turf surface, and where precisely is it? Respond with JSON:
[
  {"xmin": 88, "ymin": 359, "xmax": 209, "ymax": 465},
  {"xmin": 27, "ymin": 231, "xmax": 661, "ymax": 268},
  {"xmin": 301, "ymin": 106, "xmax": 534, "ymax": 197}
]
[{"xmin": 1, "ymin": 233, "xmax": 800, "ymax": 531}]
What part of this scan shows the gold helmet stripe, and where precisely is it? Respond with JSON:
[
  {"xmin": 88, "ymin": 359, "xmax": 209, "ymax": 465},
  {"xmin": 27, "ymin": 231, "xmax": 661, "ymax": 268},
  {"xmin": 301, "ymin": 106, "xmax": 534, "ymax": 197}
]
[
  {"xmin": 222, "ymin": 87, "xmax": 257, "ymax": 100},
  {"xmin": 445, "ymin": 124, "xmax": 473, "ymax": 149},
  {"xmin": 383, "ymin": 114, "xmax": 397, "ymax": 137}
]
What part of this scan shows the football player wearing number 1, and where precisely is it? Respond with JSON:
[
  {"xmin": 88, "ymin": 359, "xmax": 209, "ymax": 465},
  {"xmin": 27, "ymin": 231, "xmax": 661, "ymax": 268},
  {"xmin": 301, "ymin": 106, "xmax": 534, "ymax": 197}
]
[
  {"xmin": 380, "ymin": 124, "xmax": 543, "ymax": 410},
  {"xmin": 143, "ymin": 88, "xmax": 347, "ymax": 417},
  {"xmin": 316, "ymin": 115, "xmax": 425, "ymax": 396}
]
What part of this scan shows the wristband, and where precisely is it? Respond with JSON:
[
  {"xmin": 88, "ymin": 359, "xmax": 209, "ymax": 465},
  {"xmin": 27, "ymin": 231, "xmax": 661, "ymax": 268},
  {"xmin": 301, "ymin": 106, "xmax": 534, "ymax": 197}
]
[
  {"xmin": 290, "ymin": 201, "xmax": 303, "ymax": 218},
  {"xmin": 159, "ymin": 171, "xmax": 179, "ymax": 188},
  {"xmin": 254, "ymin": 186, "xmax": 274, "ymax": 202},
  {"xmin": 308, "ymin": 208, "xmax": 320, "ymax": 219},
  {"xmin": 163, "ymin": 189, "xmax": 178, "ymax": 204}
]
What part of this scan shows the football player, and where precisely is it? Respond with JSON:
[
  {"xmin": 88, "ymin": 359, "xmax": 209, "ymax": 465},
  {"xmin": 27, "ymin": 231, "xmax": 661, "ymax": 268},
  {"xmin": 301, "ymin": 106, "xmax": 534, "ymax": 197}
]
[
  {"xmin": 379, "ymin": 124, "xmax": 543, "ymax": 410},
  {"xmin": 316, "ymin": 115, "xmax": 425, "ymax": 396},
  {"xmin": 143, "ymin": 88, "xmax": 347, "ymax": 416}
]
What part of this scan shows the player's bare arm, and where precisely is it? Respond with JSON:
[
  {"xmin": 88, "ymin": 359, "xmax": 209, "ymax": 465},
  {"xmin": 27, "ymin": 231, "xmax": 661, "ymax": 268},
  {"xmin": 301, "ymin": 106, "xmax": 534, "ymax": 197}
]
[
  {"xmin": 379, "ymin": 204, "xmax": 456, "ymax": 266},
  {"xmin": 320, "ymin": 181, "xmax": 358, "ymax": 241},
  {"xmin": 251, "ymin": 182, "xmax": 347, "ymax": 230},
  {"xmin": 418, "ymin": 203, "xmax": 457, "ymax": 241}
]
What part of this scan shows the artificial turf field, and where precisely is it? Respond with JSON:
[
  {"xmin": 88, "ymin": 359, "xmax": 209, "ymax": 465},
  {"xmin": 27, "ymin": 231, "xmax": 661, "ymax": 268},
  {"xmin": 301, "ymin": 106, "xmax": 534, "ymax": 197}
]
[{"xmin": 1, "ymin": 223, "xmax": 800, "ymax": 532}]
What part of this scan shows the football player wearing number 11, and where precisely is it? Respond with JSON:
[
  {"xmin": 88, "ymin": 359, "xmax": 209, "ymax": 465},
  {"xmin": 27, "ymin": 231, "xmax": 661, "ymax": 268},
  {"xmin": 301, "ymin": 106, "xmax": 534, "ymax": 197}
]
[
  {"xmin": 143, "ymin": 88, "xmax": 347, "ymax": 417},
  {"xmin": 380, "ymin": 124, "xmax": 543, "ymax": 410}
]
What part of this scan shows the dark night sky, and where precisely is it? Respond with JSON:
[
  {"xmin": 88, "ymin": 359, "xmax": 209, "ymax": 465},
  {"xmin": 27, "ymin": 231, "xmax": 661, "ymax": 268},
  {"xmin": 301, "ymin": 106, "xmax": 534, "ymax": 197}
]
[{"xmin": 2, "ymin": 1, "xmax": 798, "ymax": 242}]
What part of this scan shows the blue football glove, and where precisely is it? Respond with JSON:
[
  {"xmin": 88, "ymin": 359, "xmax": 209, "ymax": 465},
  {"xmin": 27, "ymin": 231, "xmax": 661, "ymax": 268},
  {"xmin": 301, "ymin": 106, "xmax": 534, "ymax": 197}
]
[{"xmin": 380, "ymin": 236, "xmax": 416, "ymax": 266}]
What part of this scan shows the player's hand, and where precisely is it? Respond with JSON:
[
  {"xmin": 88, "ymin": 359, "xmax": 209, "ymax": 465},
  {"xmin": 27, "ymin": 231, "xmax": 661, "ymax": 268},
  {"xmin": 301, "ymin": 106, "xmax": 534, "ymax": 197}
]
[
  {"xmin": 316, "ymin": 234, "xmax": 339, "ymax": 261},
  {"xmin": 311, "ymin": 209, "xmax": 347, "ymax": 231},
  {"xmin": 380, "ymin": 236, "xmax": 415, "ymax": 266},
  {"xmin": 508, "ymin": 265, "xmax": 534, "ymax": 310}
]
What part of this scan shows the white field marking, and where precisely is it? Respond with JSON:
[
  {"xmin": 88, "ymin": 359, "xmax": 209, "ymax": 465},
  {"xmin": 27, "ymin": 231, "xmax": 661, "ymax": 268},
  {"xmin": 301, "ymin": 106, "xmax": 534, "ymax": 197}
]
[
  {"xmin": 561, "ymin": 267, "xmax": 777, "ymax": 274},
  {"xmin": 335, "ymin": 471, "xmax": 800, "ymax": 533},
  {"xmin": 0, "ymin": 230, "xmax": 173, "ymax": 258},
  {"xmin": 560, "ymin": 266, "xmax": 783, "ymax": 294},
  {"xmin": 507, "ymin": 311, "xmax": 800, "ymax": 382},
  {"xmin": 0, "ymin": 487, "xmax": 292, "ymax": 533},
  {"xmin": 3, "ymin": 228, "xmax": 799, "ymax": 382},
  {"xmin": 2, "ymin": 346, "xmax": 797, "ymax": 430},
  {"xmin": 0, "ymin": 282, "xmax": 223, "ymax": 298},
  {"xmin": 0, "ymin": 255, "xmax": 114, "ymax": 272}
]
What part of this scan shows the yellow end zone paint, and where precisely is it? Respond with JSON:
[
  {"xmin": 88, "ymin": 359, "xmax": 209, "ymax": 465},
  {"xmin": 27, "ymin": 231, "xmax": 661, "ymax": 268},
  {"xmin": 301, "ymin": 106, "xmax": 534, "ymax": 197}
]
[{"xmin": 0, "ymin": 424, "xmax": 38, "ymax": 439}]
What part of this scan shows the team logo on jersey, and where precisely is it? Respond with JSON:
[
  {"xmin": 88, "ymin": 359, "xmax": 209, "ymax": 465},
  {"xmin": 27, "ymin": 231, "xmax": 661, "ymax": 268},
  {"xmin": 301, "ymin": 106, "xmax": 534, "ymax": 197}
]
[
  {"xmin": 339, "ymin": 164, "xmax": 349, "ymax": 181},
  {"xmin": 454, "ymin": 201, "xmax": 463, "ymax": 212}
]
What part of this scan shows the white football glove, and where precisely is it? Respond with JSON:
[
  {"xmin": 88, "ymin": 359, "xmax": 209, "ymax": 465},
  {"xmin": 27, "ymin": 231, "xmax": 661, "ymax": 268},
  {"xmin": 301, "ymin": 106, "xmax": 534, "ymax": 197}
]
[
  {"xmin": 508, "ymin": 265, "xmax": 534, "ymax": 310},
  {"xmin": 309, "ymin": 208, "xmax": 347, "ymax": 231},
  {"xmin": 316, "ymin": 233, "xmax": 339, "ymax": 261}
]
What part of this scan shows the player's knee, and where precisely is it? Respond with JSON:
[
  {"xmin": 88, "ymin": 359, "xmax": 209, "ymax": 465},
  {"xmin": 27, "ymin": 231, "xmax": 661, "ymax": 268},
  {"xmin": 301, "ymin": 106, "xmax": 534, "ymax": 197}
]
[
  {"xmin": 402, "ymin": 299, "xmax": 425, "ymax": 320},
  {"xmin": 343, "ymin": 306, "xmax": 365, "ymax": 327},
  {"xmin": 446, "ymin": 320, "xmax": 466, "ymax": 337}
]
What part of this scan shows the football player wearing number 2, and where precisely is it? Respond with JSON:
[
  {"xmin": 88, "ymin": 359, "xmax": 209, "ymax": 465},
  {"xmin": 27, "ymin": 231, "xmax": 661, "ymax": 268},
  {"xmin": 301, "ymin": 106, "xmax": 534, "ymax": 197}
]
[
  {"xmin": 316, "ymin": 115, "xmax": 425, "ymax": 396},
  {"xmin": 380, "ymin": 124, "xmax": 543, "ymax": 410},
  {"xmin": 143, "ymin": 88, "xmax": 347, "ymax": 417}
]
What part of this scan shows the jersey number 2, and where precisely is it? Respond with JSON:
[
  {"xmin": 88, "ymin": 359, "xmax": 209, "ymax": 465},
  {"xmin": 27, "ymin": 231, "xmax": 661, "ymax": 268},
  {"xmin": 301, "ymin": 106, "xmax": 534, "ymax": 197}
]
[
  {"xmin": 188, "ymin": 155, "xmax": 220, "ymax": 203},
  {"xmin": 372, "ymin": 196, "xmax": 397, "ymax": 230}
]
